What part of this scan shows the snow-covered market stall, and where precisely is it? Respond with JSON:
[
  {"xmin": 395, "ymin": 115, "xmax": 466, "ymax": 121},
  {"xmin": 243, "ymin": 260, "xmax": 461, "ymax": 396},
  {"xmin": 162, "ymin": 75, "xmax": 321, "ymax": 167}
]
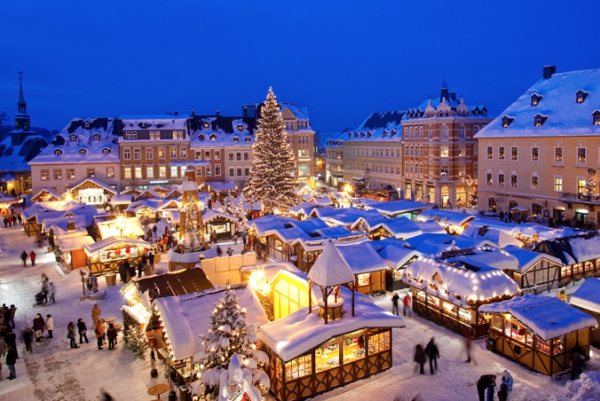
[
  {"xmin": 480, "ymin": 295, "xmax": 597, "ymax": 376},
  {"xmin": 403, "ymin": 257, "xmax": 520, "ymax": 338},
  {"xmin": 83, "ymin": 236, "xmax": 151, "ymax": 276},
  {"xmin": 569, "ymin": 278, "xmax": 600, "ymax": 344},
  {"xmin": 202, "ymin": 209, "xmax": 238, "ymax": 242},
  {"xmin": 258, "ymin": 242, "xmax": 404, "ymax": 401}
]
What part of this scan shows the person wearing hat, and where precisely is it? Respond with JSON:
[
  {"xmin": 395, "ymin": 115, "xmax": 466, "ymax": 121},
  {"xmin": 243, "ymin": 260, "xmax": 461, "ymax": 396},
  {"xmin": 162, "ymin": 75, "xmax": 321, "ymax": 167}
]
[{"xmin": 499, "ymin": 370, "xmax": 513, "ymax": 401}]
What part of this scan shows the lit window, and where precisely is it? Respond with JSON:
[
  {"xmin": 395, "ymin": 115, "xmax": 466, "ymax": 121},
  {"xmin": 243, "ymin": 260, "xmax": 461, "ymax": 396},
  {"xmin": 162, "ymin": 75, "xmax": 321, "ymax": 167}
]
[
  {"xmin": 357, "ymin": 274, "xmax": 370, "ymax": 286},
  {"xmin": 205, "ymin": 151, "xmax": 211, "ymax": 160},
  {"xmin": 158, "ymin": 148, "xmax": 165, "ymax": 159},
  {"xmin": 233, "ymin": 136, "xmax": 239, "ymax": 142},
  {"xmin": 54, "ymin": 170, "xmax": 62, "ymax": 180},
  {"xmin": 532, "ymin": 147, "xmax": 539, "ymax": 161},
  {"xmin": 441, "ymin": 165, "xmax": 449, "ymax": 176},
  {"xmin": 487, "ymin": 146, "xmax": 493, "ymax": 159},
  {"xmin": 499, "ymin": 147, "xmax": 505, "ymax": 160},
  {"xmin": 531, "ymin": 94, "xmax": 542, "ymax": 106},
  {"xmin": 511, "ymin": 147, "xmax": 518, "ymax": 160},
  {"xmin": 134, "ymin": 167, "xmax": 142, "ymax": 179},
  {"xmin": 555, "ymin": 147, "xmax": 563, "ymax": 162},
  {"xmin": 159, "ymin": 166, "xmax": 166, "ymax": 178},
  {"xmin": 502, "ymin": 116, "xmax": 514, "ymax": 128},
  {"xmin": 210, "ymin": 134, "xmax": 217, "ymax": 141},
  {"xmin": 205, "ymin": 166, "xmax": 211, "ymax": 176},
  {"xmin": 534, "ymin": 114, "xmax": 548, "ymax": 127},
  {"xmin": 146, "ymin": 166, "xmax": 154, "ymax": 178},
  {"xmin": 593, "ymin": 111, "xmax": 600, "ymax": 125},
  {"xmin": 578, "ymin": 148, "xmax": 586, "ymax": 163},
  {"xmin": 487, "ymin": 173, "xmax": 492, "ymax": 185},
  {"xmin": 67, "ymin": 169, "xmax": 75, "ymax": 180},
  {"xmin": 203, "ymin": 122, "xmax": 210, "ymax": 129},
  {"xmin": 87, "ymin": 168, "xmax": 95, "ymax": 178},
  {"xmin": 170, "ymin": 166, "xmax": 178, "ymax": 178},
  {"xmin": 214, "ymin": 150, "xmax": 220, "ymax": 160},
  {"xmin": 532, "ymin": 176, "xmax": 539, "ymax": 190},
  {"xmin": 511, "ymin": 175, "xmax": 518, "ymax": 188},
  {"xmin": 441, "ymin": 145, "xmax": 449, "ymax": 158},
  {"xmin": 107, "ymin": 167, "xmax": 115, "ymax": 179},
  {"xmin": 79, "ymin": 148, "xmax": 87, "ymax": 155},
  {"xmin": 244, "ymin": 137, "xmax": 251, "ymax": 142},
  {"xmin": 237, "ymin": 124, "xmax": 243, "ymax": 131},
  {"xmin": 554, "ymin": 177, "xmax": 563, "ymax": 191},
  {"xmin": 577, "ymin": 90, "xmax": 589, "ymax": 103},
  {"xmin": 498, "ymin": 174, "xmax": 505, "ymax": 187}
]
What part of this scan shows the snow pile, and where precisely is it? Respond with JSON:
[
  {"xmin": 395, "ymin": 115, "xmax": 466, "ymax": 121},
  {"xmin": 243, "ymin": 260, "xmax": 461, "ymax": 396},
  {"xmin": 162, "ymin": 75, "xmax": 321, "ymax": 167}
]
[{"xmin": 566, "ymin": 371, "xmax": 600, "ymax": 400}]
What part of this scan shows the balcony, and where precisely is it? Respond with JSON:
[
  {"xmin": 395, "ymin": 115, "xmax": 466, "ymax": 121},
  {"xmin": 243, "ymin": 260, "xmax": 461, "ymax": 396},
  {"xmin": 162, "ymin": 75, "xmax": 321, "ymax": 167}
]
[{"xmin": 562, "ymin": 192, "xmax": 600, "ymax": 205}]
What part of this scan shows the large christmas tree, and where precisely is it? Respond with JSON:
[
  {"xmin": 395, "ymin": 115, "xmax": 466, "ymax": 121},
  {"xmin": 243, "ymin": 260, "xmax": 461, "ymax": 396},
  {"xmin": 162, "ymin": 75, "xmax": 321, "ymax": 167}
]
[{"xmin": 243, "ymin": 88, "xmax": 300, "ymax": 214}]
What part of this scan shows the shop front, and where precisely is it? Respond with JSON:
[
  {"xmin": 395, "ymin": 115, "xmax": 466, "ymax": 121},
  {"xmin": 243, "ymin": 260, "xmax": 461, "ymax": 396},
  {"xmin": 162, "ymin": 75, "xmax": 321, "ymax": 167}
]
[
  {"xmin": 84, "ymin": 237, "xmax": 151, "ymax": 276},
  {"xmin": 202, "ymin": 210, "xmax": 238, "ymax": 242},
  {"xmin": 56, "ymin": 236, "xmax": 95, "ymax": 270},
  {"xmin": 480, "ymin": 295, "xmax": 597, "ymax": 376}
]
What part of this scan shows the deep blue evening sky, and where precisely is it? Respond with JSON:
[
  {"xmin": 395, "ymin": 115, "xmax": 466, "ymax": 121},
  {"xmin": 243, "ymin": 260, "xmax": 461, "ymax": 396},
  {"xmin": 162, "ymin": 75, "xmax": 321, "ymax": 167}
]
[{"xmin": 2, "ymin": 1, "xmax": 600, "ymax": 133}]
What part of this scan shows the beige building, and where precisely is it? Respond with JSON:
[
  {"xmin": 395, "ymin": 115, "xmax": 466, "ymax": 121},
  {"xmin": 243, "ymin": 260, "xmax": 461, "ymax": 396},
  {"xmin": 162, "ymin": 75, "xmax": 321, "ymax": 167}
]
[
  {"xmin": 279, "ymin": 103, "xmax": 315, "ymax": 181},
  {"xmin": 30, "ymin": 118, "xmax": 121, "ymax": 201},
  {"xmin": 476, "ymin": 66, "xmax": 600, "ymax": 226}
]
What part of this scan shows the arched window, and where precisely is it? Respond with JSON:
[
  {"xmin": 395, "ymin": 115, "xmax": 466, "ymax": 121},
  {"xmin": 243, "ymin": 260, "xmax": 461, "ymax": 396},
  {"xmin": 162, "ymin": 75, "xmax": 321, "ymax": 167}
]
[
  {"xmin": 409, "ymin": 127, "xmax": 413, "ymax": 138},
  {"xmin": 419, "ymin": 126, "xmax": 423, "ymax": 139},
  {"xmin": 386, "ymin": 150, "xmax": 389, "ymax": 157},
  {"xmin": 428, "ymin": 126, "xmax": 433, "ymax": 138},
  {"xmin": 474, "ymin": 126, "xmax": 479, "ymax": 135},
  {"xmin": 459, "ymin": 125, "xmax": 465, "ymax": 138},
  {"xmin": 420, "ymin": 146, "xmax": 424, "ymax": 157},
  {"xmin": 209, "ymin": 134, "xmax": 217, "ymax": 141},
  {"xmin": 404, "ymin": 127, "xmax": 409, "ymax": 139},
  {"xmin": 441, "ymin": 126, "xmax": 449, "ymax": 138}
]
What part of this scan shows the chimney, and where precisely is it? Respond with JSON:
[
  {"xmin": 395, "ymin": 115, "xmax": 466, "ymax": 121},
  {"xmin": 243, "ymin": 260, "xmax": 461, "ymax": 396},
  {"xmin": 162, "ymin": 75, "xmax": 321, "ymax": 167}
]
[
  {"xmin": 243, "ymin": 106, "xmax": 247, "ymax": 117},
  {"xmin": 191, "ymin": 110, "xmax": 195, "ymax": 116},
  {"xmin": 543, "ymin": 65, "xmax": 556, "ymax": 79},
  {"xmin": 174, "ymin": 111, "xmax": 178, "ymax": 116},
  {"xmin": 216, "ymin": 110, "xmax": 220, "ymax": 116}
]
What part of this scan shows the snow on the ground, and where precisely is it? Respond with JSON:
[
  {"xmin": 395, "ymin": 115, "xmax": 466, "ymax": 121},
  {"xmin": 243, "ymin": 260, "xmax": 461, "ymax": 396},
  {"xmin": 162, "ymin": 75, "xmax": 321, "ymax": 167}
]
[{"xmin": 0, "ymin": 214, "xmax": 599, "ymax": 401}]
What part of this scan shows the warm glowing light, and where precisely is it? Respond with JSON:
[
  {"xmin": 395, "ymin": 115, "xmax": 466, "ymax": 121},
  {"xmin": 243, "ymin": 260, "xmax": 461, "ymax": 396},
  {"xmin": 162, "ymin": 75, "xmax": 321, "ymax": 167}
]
[
  {"xmin": 249, "ymin": 268, "xmax": 271, "ymax": 296},
  {"xmin": 65, "ymin": 192, "xmax": 73, "ymax": 202},
  {"xmin": 344, "ymin": 184, "xmax": 354, "ymax": 194}
]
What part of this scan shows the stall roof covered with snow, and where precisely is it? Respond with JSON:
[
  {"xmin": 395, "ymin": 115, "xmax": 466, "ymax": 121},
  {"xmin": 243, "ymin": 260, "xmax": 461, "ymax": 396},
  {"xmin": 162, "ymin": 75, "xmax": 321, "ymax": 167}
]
[
  {"xmin": 377, "ymin": 243, "xmax": 421, "ymax": 269},
  {"xmin": 570, "ymin": 278, "xmax": 600, "ymax": 314},
  {"xmin": 535, "ymin": 233, "xmax": 600, "ymax": 265},
  {"xmin": 153, "ymin": 285, "xmax": 268, "ymax": 361},
  {"xmin": 364, "ymin": 200, "xmax": 431, "ymax": 217},
  {"xmin": 480, "ymin": 295, "xmax": 597, "ymax": 340},
  {"xmin": 417, "ymin": 210, "xmax": 474, "ymax": 228},
  {"xmin": 336, "ymin": 242, "xmax": 389, "ymax": 275},
  {"xmin": 135, "ymin": 268, "xmax": 214, "ymax": 300},
  {"xmin": 460, "ymin": 226, "xmax": 523, "ymax": 248}
]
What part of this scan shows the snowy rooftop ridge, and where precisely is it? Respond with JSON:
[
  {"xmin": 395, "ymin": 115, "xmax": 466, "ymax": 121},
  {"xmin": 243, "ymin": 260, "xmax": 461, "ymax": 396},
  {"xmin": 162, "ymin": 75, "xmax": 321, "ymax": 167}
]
[
  {"xmin": 475, "ymin": 68, "xmax": 600, "ymax": 138},
  {"xmin": 479, "ymin": 295, "xmax": 597, "ymax": 341},
  {"xmin": 308, "ymin": 240, "xmax": 355, "ymax": 286}
]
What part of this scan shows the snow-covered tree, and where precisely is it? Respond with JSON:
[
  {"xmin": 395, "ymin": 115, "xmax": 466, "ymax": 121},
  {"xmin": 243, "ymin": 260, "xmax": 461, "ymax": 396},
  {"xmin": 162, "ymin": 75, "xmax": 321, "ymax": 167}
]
[
  {"xmin": 223, "ymin": 193, "xmax": 235, "ymax": 216},
  {"xmin": 235, "ymin": 197, "xmax": 247, "ymax": 223},
  {"xmin": 243, "ymin": 88, "xmax": 300, "ymax": 214},
  {"xmin": 194, "ymin": 289, "xmax": 269, "ymax": 400},
  {"xmin": 124, "ymin": 324, "xmax": 149, "ymax": 360}
]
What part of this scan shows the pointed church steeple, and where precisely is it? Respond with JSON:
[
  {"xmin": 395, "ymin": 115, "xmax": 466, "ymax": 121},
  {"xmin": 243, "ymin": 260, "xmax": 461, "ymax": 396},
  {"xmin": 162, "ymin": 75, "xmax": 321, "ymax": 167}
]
[
  {"xmin": 17, "ymin": 72, "xmax": 27, "ymax": 114},
  {"xmin": 12, "ymin": 72, "xmax": 33, "ymax": 146}
]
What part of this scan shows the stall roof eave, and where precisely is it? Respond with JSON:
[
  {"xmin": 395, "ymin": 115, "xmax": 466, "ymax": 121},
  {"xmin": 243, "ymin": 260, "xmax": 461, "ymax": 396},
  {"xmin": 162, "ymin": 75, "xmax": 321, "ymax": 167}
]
[
  {"xmin": 479, "ymin": 294, "xmax": 597, "ymax": 341},
  {"xmin": 84, "ymin": 236, "xmax": 150, "ymax": 255},
  {"xmin": 570, "ymin": 277, "xmax": 600, "ymax": 314}
]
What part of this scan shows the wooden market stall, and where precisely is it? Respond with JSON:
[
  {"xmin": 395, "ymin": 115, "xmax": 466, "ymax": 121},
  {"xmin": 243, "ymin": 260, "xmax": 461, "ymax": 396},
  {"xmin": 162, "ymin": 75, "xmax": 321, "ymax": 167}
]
[
  {"xmin": 403, "ymin": 257, "xmax": 520, "ymax": 338},
  {"xmin": 258, "ymin": 243, "xmax": 404, "ymax": 401},
  {"xmin": 480, "ymin": 295, "xmax": 597, "ymax": 376},
  {"xmin": 202, "ymin": 209, "xmax": 238, "ymax": 242},
  {"xmin": 570, "ymin": 277, "xmax": 600, "ymax": 345},
  {"xmin": 65, "ymin": 177, "xmax": 117, "ymax": 205},
  {"xmin": 31, "ymin": 187, "xmax": 61, "ymax": 203},
  {"xmin": 376, "ymin": 243, "xmax": 420, "ymax": 291},
  {"xmin": 83, "ymin": 236, "xmax": 151, "ymax": 276},
  {"xmin": 57, "ymin": 236, "xmax": 95, "ymax": 270}
]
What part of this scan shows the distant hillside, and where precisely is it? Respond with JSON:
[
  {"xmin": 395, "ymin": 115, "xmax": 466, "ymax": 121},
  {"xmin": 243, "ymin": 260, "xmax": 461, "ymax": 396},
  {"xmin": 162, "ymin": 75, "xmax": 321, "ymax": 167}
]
[{"xmin": 0, "ymin": 125, "xmax": 59, "ymax": 143}]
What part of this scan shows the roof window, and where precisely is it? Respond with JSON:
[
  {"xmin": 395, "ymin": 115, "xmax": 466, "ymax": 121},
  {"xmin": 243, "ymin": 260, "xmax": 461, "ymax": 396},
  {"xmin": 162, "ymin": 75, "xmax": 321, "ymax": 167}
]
[
  {"xmin": 501, "ymin": 116, "xmax": 514, "ymax": 128},
  {"xmin": 577, "ymin": 90, "xmax": 589, "ymax": 104},
  {"xmin": 102, "ymin": 148, "xmax": 111, "ymax": 155},
  {"xmin": 209, "ymin": 134, "xmax": 217, "ymax": 141},
  {"xmin": 531, "ymin": 94, "xmax": 543, "ymax": 106},
  {"xmin": 244, "ymin": 137, "xmax": 251, "ymax": 142},
  {"xmin": 534, "ymin": 114, "xmax": 548, "ymax": 127},
  {"xmin": 237, "ymin": 124, "xmax": 243, "ymax": 132},
  {"xmin": 79, "ymin": 148, "xmax": 87, "ymax": 155},
  {"xmin": 593, "ymin": 110, "xmax": 600, "ymax": 126},
  {"xmin": 54, "ymin": 149, "xmax": 63, "ymax": 156},
  {"xmin": 70, "ymin": 134, "xmax": 77, "ymax": 141},
  {"xmin": 198, "ymin": 134, "xmax": 205, "ymax": 141},
  {"xmin": 233, "ymin": 136, "xmax": 239, "ymax": 143},
  {"xmin": 203, "ymin": 122, "xmax": 210, "ymax": 129},
  {"xmin": 93, "ymin": 133, "xmax": 101, "ymax": 141}
]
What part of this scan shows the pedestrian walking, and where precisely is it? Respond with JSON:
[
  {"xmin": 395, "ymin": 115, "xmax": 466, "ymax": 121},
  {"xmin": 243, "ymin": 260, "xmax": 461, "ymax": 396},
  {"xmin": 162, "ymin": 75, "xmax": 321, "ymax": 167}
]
[
  {"xmin": 465, "ymin": 335, "xmax": 476, "ymax": 364},
  {"xmin": 20, "ymin": 250, "xmax": 28, "ymax": 267},
  {"xmin": 424, "ymin": 337, "xmax": 439, "ymax": 374},
  {"xmin": 6, "ymin": 345, "xmax": 16, "ymax": 380},
  {"xmin": 33, "ymin": 314, "xmax": 45, "ymax": 342},
  {"xmin": 22, "ymin": 328, "xmax": 33, "ymax": 353},
  {"xmin": 45, "ymin": 314, "xmax": 54, "ymax": 339},
  {"xmin": 7, "ymin": 304, "xmax": 16, "ymax": 328},
  {"xmin": 29, "ymin": 251, "xmax": 36, "ymax": 266},
  {"xmin": 570, "ymin": 346, "xmax": 585, "ymax": 380},
  {"xmin": 477, "ymin": 374, "xmax": 496, "ymax": 401},
  {"xmin": 48, "ymin": 282, "xmax": 56, "ymax": 303},
  {"xmin": 41, "ymin": 280, "xmax": 49, "ymax": 304},
  {"xmin": 226, "ymin": 246, "xmax": 233, "ymax": 256},
  {"xmin": 212, "ymin": 229, "xmax": 217, "ymax": 243},
  {"xmin": 141, "ymin": 253, "xmax": 148, "ymax": 267},
  {"xmin": 119, "ymin": 261, "xmax": 127, "ymax": 283},
  {"xmin": 95, "ymin": 319, "xmax": 105, "ymax": 350},
  {"xmin": 5, "ymin": 329, "xmax": 18, "ymax": 359},
  {"xmin": 499, "ymin": 369, "xmax": 513, "ymax": 401},
  {"xmin": 107, "ymin": 323, "xmax": 117, "ymax": 350},
  {"xmin": 67, "ymin": 322, "xmax": 79, "ymax": 349},
  {"xmin": 413, "ymin": 343, "xmax": 426, "ymax": 375},
  {"xmin": 37, "ymin": 233, "xmax": 44, "ymax": 248},
  {"xmin": 403, "ymin": 293, "xmax": 412, "ymax": 317},
  {"xmin": 233, "ymin": 233, "xmax": 238, "ymax": 244},
  {"xmin": 128, "ymin": 262, "xmax": 136, "ymax": 282},
  {"xmin": 148, "ymin": 251, "xmax": 155, "ymax": 268},
  {"xmin": 391, "ymin": 293, "xmax": 400, "ymax": 316},
  {"xmin": 136, "ymin": 261, "xmax": 143, "ymax": 278},
  {"xmin": 77, "ymin": 318, "xmax": 89, "ymax": 344},
  {"xmin": 92, "ymin": 303, "xmax": 102, "ymax": 326}
]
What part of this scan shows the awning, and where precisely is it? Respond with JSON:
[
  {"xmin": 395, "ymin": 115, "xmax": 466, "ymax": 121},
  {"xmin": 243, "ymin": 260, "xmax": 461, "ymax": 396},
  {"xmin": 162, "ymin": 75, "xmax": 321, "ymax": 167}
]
[
  {"xmin": 511, "ymin": 206, "xmax": 528, "ymax": 212},
  {"xmin": 352, "ymin": 176, "xmax": 365, "ymax": 181}
]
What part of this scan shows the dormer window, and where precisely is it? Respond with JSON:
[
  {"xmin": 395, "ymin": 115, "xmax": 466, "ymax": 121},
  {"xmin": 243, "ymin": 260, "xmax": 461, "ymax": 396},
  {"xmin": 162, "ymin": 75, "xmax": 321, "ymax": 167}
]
[
  {"xmin": 593, "ymin": 110, "xmax": 600, "ymax": 125},
  {"xmin": 237, "ymin": 124, "xmax": 243, "ymax": 132},
  {"xmin": 383, "ymin": 130, "xmax": 388, "ymax": 137},
  {"xmin": 79, "ymin": 148, "xmax": 87, "ymax": 155},
  {"xmin": 534, "ymin": 114, "xmax": 548, "ymax": 127},
  {"xmin": 577, "ymin": 90, "xmax": 589, "ymax": 103},
  {"xmin": 84, "ymin": 122, "xmax": 90, "ymax": 128},
  {"xmin": 391, "ymin": 129, "xmax": 396, "ymax": 137},
  {"xmin": 209, "ymin": 134, "xmax": 217, "ymax": 141},
  {"xmin": 531, "ymin": 94, "xmax": 543, "ymax": 106},
  {"xmin": 502, "ymin": 116, "xmax": 514, "ymax": 128},
  {"xmin": 198, "ymin": 134, "xmax": 205, "ymax": 141},
  {"xmin": 203, "ymin": 122, "xmax": 210, "ymax": 129},
  {"xmin": 70, "ymin": 134, "xmax": 77, "ymax": 141},
  {"xmin": 244, "ymin": 137, "xmax": 251, "ymax": 142},
  {"xmin": 54, "ymin": 149, "xmax": 63, "ymax": 156},
  {"xmin": 102, "ymin": 148, "xmax": 111, "ymax": 155},
  {"xmin": 233, "ymin": 136, "xmax": 239, "ymax": 143}
]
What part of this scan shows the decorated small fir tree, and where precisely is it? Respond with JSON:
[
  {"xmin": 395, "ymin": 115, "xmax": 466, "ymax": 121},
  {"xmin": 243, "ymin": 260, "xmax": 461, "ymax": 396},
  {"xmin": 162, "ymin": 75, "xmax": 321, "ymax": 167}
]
[
  {"xmin": 223, "ymin": 193, "xmax": 235, "ymax": 216},
  {"xmin": 124, "ymin": 324, "xmax": 149, "ymax": 360},
  {"xmin": 243, "ymin": 88, "xmax": 300, "ymax": 214}
]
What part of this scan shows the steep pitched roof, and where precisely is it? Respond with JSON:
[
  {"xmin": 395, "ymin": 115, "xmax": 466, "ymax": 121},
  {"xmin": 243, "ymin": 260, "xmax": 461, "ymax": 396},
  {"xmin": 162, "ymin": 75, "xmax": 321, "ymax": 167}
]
[{"xmin": 308, "ymin": 241, "xmax": 355, "ymax": 286}]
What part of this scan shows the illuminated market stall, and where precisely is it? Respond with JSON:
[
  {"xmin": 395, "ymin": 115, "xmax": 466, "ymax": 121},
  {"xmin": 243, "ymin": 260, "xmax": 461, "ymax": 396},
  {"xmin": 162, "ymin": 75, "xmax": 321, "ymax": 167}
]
[
  {"xmin": 84, "ymin": 236, "xmax": 151, "ymax": 276},
  {"xmin": 480, "ymin": 295, "xmax": 597, "ymax": 376},
  {"xmin": 403, "ymin": 257, "xmax": 520, "ymax": 338}
]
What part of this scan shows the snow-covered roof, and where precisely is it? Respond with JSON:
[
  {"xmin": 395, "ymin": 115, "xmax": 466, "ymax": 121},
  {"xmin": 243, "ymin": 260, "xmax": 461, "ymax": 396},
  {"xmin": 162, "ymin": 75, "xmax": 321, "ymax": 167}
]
[
  {"xmin": 97, "ymin": 217, "xmax": 144, "ymax": 239},
  {"xmin": 479, "ymin": 295, "xmax": 597, "ymax": 341},
  {"xmin": 202, "ymin": 209, "xmax": 238, "ymax": 224},
  {"xmin": 475, "ymin": 68, "xmax": 600, "ymax": 139},
  {"xmin": 0, "ymin": 134, "xmax": 48, "ymax": 172},
  {"xmin": 364, "ymin": 200, "xmax": 431, "ymax": 216},
  {"xmin": 67, "ymin": 177, "xmax": 117, "ymax": 195},
  {"xmin": 460, "ymin": 226, "xmax": 524, "ymax": 249},
  {"xmin": 110, "ymin": 194, "xmax": 133, "ymax": 205},
  {"xmin": 470, "ymin": 218, "xmax": 578, "ymax": 241},
  {"xmin": 403, "ymin": 257, "xmax": 520, "ymax": 308},
  {"xmin": 570, "ymin": 278, "xmax": 600, "ymax": 314},
  {"xmin": 288, "ymin": 202, "xmax": 323, "ymax": 216},
  {"xmin": 336, "ymin": 242, "xmax": 389, "ymax": 275},
  {"xmin": 58, "ymin": 235, "xmax": 95, "ymax": 252},
  {"xmin": 30, "ymin": 118, "xmax": 117, "ymax": 166},
  {"xmin": 258, "ymin": 287, "xmax": 404, "ymax": 362},
  {"xmin": 154, "ymin": 286, "xmax": 268, "ymax": 361},
  {"xmin": 281, "ymin": 102, "xmax": 310, "ymax": 121},
  {"xmin": 308, "ymin": 241, "xmax": 355, "ymax": 286},
  {"xmin": 414, "ymin": 220, "xmax": 446, "ymax": 234},
  {"xmin": 342, "ymin": 111, "xmax": 405, "ymax": 142},
  {"xmin": 83, "ymin": 236, "xmax": 150, "ymax": 255},
  {"xmin": 501, "ymin": 245, "xmax": 562, "ymax": 272},
  {"xmin": 125, "ymin": 199, "xmax": 164, "ymax": 213},
  {"xmin": 417, "ymin": 210, "xmax": 475, "ymax": 227},
  {"xmin": 377, "ymin": 244, "xmax": 421, "ymax": 270},
  {"xmin": 44, "ymin": 215, "xmax": 89, "ymax": 238},
  {"xmin": 119, "ymin": 115, "xmax": 189, "ymax": 131},
  {"xmin": 135, "ymin": 267, "xmax": 214, "ymax": 299},
  {"xmin": 203, "ymin": 181, "xmax": 237, "ymax": 192},
  {"xmin": 31, "ymin": 187, "xmax": 61, "ymax": 202}
]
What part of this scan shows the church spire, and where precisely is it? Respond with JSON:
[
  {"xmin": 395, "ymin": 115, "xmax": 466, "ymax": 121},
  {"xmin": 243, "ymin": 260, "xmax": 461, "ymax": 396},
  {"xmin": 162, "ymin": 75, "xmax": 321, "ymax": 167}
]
[
  {"xmin": 440, "ymin": 78, "xmax": 449, "ymax": 103},
  {"xmin": 17, "ymin": 72, "xmax": 27, "ymax": 114}
]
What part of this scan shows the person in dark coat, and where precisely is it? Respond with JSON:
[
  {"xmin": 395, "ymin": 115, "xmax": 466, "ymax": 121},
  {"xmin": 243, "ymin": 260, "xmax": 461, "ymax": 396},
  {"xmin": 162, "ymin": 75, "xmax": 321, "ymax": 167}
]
[
  {"xmin": 477, "ymin": 374, "xmax": 496, "ymax": 401},
  {"xmin": 67, "ymin": 322, "xmax": 79, "ymax": 349},
  {"xmin": 148, "ymin": 251, "xmax": 155, "ymax": 268},
  {"xmin": 424, "ymin": 337, "xmax": 439, "ymax": 374},
  {"xmin": 413, "ymin": 343, "xmax": 426, "ymax": 375},
  {"xmin": 216, "ymin": 245, "xmax": 223, "ymax": 257},
  {"xmin": 128, "ymin": 262, "xmax": 136, "ymax": 282},
  {"xmin": 22, "ymin": 328, "xmax": 33, "ymax": 353},
  {"xmin": 20, "ymin": 250, "xmax": 28, "ymax": 267},
  {"xmin": 77, "ymin": 318, "xmax": 89, "ymax": 344},
  {"xmin": 107, "ymin": 323, "xmax": 117, "ymax": 350},
  {"xmin": 5, "ymin": 329, "xmax": 18, "ymax": 359},
  {"xmin": 33, "ymin": 314, "xmax": 45, "ymax": 342},
  {"xmin": 391, "ymin": 293, "xmax": 400, "ymax": 316},
  {"xmin": 7, "ymin": 304, "xmax": 16, "ymax": 328},
  {"xmin": 136, "ymin": 261, "xmax": 143, "ymax": 278},
  {"xmin": 6, "ymin": 345, "xmax": 17, "ymax": 379}
]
